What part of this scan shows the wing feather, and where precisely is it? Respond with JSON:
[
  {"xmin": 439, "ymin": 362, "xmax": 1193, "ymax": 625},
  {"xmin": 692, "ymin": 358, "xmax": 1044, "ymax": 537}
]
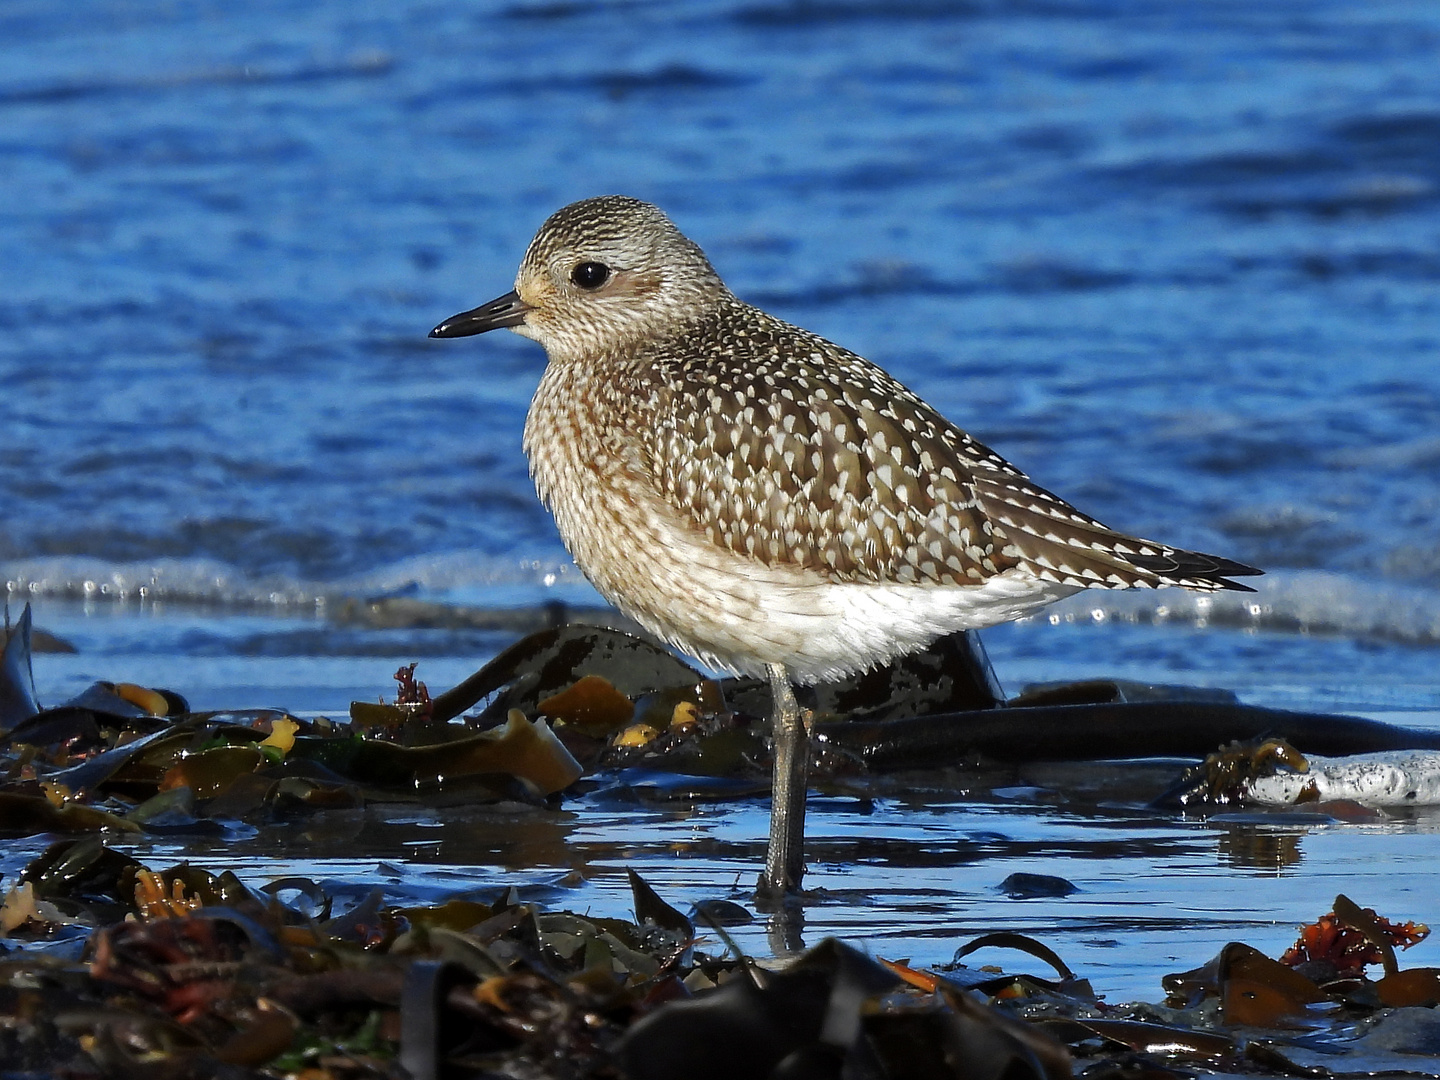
[{"xmin": 644, "ymin": 308, "xmax": 1260, "ymax": 593}]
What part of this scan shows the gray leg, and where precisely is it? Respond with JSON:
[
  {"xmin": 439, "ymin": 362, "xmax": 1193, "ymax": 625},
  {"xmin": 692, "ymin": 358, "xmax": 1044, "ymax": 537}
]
[{"xmin": 758, "ymin": 663, "xmax": 808, "ymax": 897}]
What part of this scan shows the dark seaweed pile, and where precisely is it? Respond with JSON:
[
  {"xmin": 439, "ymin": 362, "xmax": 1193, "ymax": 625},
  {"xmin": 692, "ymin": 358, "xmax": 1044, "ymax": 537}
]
[
  {"xmin": 6, "ymin": 606, "xmax": 1440, "ymax": 1077},
  {"xmin": 5, "ymin": 841, "xmax": 1440, "ymax": 1078}
]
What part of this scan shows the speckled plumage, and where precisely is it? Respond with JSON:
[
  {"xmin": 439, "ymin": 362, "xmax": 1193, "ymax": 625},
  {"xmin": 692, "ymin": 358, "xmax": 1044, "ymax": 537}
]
[
  {"xmin": 432, "ymin": 195, "xmax": 1261, "ymax": 892},
  {"xmin": 439, "ymin": 196, "xmax": 1258, "ymax": 683}
]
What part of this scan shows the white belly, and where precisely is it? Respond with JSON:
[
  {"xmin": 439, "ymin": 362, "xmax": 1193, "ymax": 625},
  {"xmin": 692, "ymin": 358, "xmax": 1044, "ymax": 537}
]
[
  {"xmin": 559, "ymin": 487, "xmax": 1080, "ymax": 684},
  {"xmin": 525, "ymin": 363, "xmax": 1082, "ymax": 684}
]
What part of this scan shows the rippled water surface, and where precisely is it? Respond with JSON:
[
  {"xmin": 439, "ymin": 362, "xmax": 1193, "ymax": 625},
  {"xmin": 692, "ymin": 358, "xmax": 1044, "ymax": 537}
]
[{"xmin": 5, "ymin": 0, "xmax": 1440, "ymax": 1002}]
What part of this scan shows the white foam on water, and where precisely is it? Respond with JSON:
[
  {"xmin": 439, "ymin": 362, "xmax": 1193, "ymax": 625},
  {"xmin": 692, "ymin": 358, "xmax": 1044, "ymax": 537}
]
[
  {"xmin": 1031, "ymin": 569, "xmax": 1440, "ymax": 648},
  {"xmin": 7, "ymin": 558, "xmax": 1439, "ymax": 652},
  {"xmin": 1, "ymin": 553, "xmax": 602, "ymax": 612}
]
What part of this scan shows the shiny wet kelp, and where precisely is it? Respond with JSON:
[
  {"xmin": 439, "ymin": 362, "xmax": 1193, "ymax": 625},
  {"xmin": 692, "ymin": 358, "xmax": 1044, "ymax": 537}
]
[
  {"xmin": 9, "ymin": 609, "xmax": 1440, "ymax": 847},
  {"xmin": 5, "ymin": 842, "xmax": 1440, "ymax": 1078},
  {"xmin": 6, "ymin": 608, "xmax": 1440, "ymax": 1075}
]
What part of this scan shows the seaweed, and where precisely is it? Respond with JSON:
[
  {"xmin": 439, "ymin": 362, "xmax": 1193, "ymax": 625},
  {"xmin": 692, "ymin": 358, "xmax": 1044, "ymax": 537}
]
[{"xmin": 5, "ymin": 607, "xmax": 1440, "ymax": 1076}]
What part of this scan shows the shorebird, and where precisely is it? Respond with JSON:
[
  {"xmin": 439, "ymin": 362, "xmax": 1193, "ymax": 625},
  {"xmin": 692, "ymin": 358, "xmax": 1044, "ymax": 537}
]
[{"xmin": 430, "ymin": 196, "xmax": 1261, "ymax": 896}]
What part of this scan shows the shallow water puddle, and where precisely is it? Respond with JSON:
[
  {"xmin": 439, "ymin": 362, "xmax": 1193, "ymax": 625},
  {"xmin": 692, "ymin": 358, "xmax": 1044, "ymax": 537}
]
[
  {"xmin": 8, "ymin": 756, "xmax": 1440, "ymax": 1007},
  {"xmin": 6, "ymin": 600, "xmax": 1440, "ymax": 1014}
]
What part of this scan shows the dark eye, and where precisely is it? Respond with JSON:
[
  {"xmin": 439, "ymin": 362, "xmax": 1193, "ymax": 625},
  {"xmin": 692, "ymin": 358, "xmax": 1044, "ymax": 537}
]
[{"xmin": 570, "ymin": 261, "xmax": 611, "ymax": 290}]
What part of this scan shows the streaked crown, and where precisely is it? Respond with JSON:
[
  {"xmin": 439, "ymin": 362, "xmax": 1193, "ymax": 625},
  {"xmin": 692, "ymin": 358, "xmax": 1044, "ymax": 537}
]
[{"xmin": 512, "ymin": 196, "xmax": 729, "ymax": 360}]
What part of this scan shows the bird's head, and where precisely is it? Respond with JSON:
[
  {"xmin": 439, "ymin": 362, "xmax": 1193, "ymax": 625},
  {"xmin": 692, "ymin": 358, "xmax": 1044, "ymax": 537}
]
[{"xmin": 430, "ymin": 195, "xmax": 729, "ymax": 360}]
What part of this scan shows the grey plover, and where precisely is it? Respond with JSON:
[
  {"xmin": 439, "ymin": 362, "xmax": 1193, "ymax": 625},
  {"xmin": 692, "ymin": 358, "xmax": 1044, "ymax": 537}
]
[{"xmin": 431, "ymin": 195, "xmax": 1260, "ymax": 895}]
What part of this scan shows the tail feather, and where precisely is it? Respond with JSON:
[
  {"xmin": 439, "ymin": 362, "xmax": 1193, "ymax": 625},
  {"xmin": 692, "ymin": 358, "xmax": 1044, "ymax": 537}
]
[
  {"xmin": 1123, "ymin": 549, "xmax": 1262, "ymax": 590},
  {"xmin": 973, "ymin": 472, "xmax": 1262, "ymax": 593}
]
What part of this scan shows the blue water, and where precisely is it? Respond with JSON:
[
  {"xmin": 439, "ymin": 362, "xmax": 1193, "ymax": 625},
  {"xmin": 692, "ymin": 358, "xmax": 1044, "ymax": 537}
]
[
  {"xmin": 5, "ymin": 0, "xmax": 1440, "ymax": 1003},
  {"xmin": 4, "ymin": 0, "xmax": 1439, "ymax": 596}
]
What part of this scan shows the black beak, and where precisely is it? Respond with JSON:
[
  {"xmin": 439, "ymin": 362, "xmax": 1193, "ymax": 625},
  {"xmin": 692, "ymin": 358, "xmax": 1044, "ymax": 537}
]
[{"xmin": 430, "ymin": 290, "xmax": 533, "ymax": 338}]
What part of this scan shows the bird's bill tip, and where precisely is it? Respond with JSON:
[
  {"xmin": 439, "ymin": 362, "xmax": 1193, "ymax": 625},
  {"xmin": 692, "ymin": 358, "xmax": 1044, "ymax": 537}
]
[{"xmin": 430, "ymin": 290, "xmax": 532, "ymax": 338}]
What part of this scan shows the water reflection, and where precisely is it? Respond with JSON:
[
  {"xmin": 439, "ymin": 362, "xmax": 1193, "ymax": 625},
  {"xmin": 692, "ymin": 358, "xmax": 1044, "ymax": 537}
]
[
  {"xmin": 4, "ymin": 757, "xmax": 1440, "ymax": 1003},
  {"xmin": 1214, "ymin": 822, "xmax": 1306, "ymax": 872}
]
